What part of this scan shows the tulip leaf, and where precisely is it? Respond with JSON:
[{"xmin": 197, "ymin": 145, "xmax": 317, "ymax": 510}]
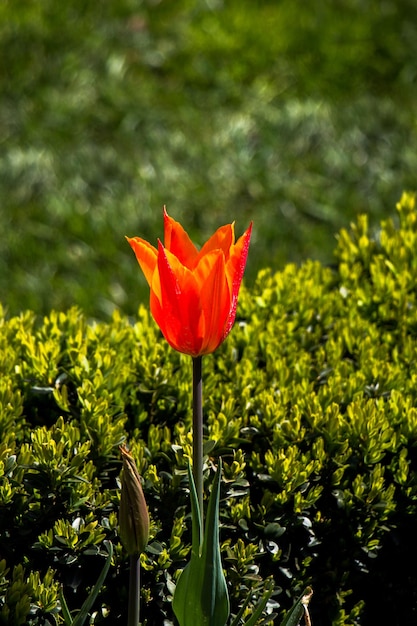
[
  {"xmin": 59, "ymin": 588, "xmax": 73, "ymax": 625},
  {"xmin": 280, "ymin": 587, "xmax": 313, "ymax": 626},
  {"xmin": 71, "ymin": 541, "xmax": 113, "ymax": 626},
  {"xmin": 173, "ymin": 461, "xmax": 229, "ymax": 626},
  {"xmin": 172, "ymin": 462, "xmax": 205, "ymax": 625},
  {"xmin": 229, "ymin": 579, "xmax": 275, "ymax": 626},
  {"xmin": 190, "ymin": 460, "xmax": 203, "ymax": 559},
  {"xmin": 200, "ymin": 458, "xmax": 230, "ymax": 624}
]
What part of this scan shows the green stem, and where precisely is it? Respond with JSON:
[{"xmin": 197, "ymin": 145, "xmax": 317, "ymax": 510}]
[
  {"xmin": 192, "ymin": 355, "xmax": 204, "ymax": 526},
  {"xmin": 128, "ymin": 554, "xmax": 141, "ymax": 626}
]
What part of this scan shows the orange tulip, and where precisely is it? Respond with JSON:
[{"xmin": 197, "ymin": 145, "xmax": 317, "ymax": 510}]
[{"xmin": 127, "ymin": 207, "xmax": 252, "ymax": 357}]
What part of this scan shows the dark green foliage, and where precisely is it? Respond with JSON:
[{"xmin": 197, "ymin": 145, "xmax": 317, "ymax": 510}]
[
  {"xmin": 1, "ymin": 193, "xmax": 417, "ymax": 625},
  {"xmin": 1, "ymin": 0, "xmax": 417, "ymax": 318}
]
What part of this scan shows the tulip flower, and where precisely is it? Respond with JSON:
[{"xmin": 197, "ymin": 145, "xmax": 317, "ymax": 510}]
[
  {"xmin": 125, "ymin": 213, "xmax": 307, "ymax": 624},
  {"xmin": 126, "ymin": 209, "xmax": 253, "ymax": 626},
  {"xmin": 126, "ymin": 207, "xmax": 252, "ymax": 357}
]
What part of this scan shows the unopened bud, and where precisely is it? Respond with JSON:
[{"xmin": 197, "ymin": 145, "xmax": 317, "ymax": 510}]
[{"xmin": 119, "ymin": 445, "xmax": 149, "ymax": 556}]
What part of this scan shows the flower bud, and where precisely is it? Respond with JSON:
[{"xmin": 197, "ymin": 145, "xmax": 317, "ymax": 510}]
[{"xmin": 119, "ymin": 445, "xmax": 149, "ymax": 556}]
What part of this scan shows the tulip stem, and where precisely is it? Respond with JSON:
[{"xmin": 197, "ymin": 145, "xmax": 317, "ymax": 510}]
[
  {"xmin": 128, "ymin": 554, "xmax": 141, "ymax": 626},
  {"xmin": 192, "ymin": 355, "xmax": 204, "ymax": 525}
]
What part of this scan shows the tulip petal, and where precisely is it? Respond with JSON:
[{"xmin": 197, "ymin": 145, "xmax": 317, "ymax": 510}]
[
  {"xmin": 151, "ymin": 242, "xmax": 204, "ymax": 356},
  {"xmin": 197, "ymin": 223, "xmax": 234, "ymax": 261},
  {"xmin": 126, "ymin": 237, "xmax": 158, "ymax": 287},
  {"xmin": 223, "ymin": 222, "xmax": 253, "ymax": 339},
  {"xmin": 164, "ymin": 207, "xmax": 199, "ymax": 268},
  {"xmin": 194, "ymin": 250, "xmax": 231, "ymax": 354}
]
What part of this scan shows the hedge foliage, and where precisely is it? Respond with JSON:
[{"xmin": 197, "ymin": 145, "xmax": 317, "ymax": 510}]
[{"xmin": 1, "ymin": 192, "xmax": 417, "ymax": 625}]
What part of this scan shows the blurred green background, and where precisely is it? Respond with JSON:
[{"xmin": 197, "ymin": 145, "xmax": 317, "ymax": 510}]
[{"xmin": 1, "ymin": 0, "xmax": 416, "ymax": 318}]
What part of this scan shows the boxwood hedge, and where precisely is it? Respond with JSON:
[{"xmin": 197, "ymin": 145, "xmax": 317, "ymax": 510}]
[{"xmin": 1, "ymin": 192, "xmax": 417, "ymax": 625}]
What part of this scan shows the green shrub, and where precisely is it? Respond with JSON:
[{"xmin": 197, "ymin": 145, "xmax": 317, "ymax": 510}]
[{"xmin": 1, "ymin": 192, "xmax": 417, "ymax": 625}]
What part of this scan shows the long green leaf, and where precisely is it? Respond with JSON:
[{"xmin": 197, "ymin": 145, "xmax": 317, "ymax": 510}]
[
  {"xmin": 189, "ymin": 461, "xmax": 203, "ymax": 558},
  {"xmin": 173, "ymin": 461, "xmax": 229, "ymax": 626},
  {"xmin": 172, "ymin": 463, "xmax": 204, "ymax": 624},
  {"xmin": 239, "ymin": 580, "xmax": 275, "ymax": 626},
  {"xmin": 200, "ymin": 458, "xmax": 229, "ymax": 625},
  {"xmin": 59, "ymin": 587, "xmax": 73, "ymax": 625},
  {"xmin": 71, "ymin": 541, "xmax": 113, "ymax": 626},
  {"xmin": 280, "ymin": 587, "xmax": 313, "ymax": 626},
  {"xmin": 229, "ymin": 590, "xmax": 254, "ymax": 626}
]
